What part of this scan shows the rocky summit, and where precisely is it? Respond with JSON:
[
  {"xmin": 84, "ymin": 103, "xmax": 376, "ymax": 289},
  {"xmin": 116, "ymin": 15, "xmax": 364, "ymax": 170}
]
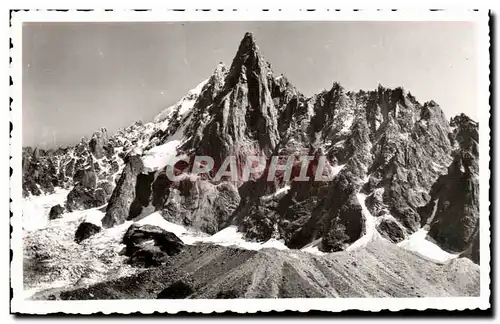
[{"xmin": 22, "ymin": 32, "xmax": 481, "ymax": 300}]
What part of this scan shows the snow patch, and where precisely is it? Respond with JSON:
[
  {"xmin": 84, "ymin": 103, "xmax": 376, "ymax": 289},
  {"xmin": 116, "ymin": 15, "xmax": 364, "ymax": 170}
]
[
  {"xmin": 141, "ymin": 139, "xmax": 181, "ymax": 172},
  {"xmin": 22, "ymin": 188, "xmax": 70, "ymax": 232},
  {"xmin": 399, "ymin": 132, "xmax": 410, "ymax": 141},
  {"xmin": 194, "ymin": 226, "xmax": 289, "ymax": 251},
  {"xmin": 262, "ymin": 185, "xmax": 291, "ymax": 201},
  {"xmin": 331, "ymin": 164, "xmax": 345, "ymax": 177},
  {"xmin": 302, "ymin": 245, "xmax": 326, "ymax": 256},
  {"xmin": 340, "ymin": 115, "xmax": 355, "ymax": 133},
  {"xmin": 431, "ymin": 161, "xmax": 446, "ymax": 173},
  {"xmin": 135, "ymin": 214, "xmax": 289, "ymax": 251},
  {"xmin": 142, "ymin": 112, "xmax": 193, "ymax": 172},
  {"xmin": 301, "ymin": 239, "xmax": 326, "ymax": 256},
  {"xmin": 307, "ymin": 103, "xmax": 315, "ymax": 117},
  {"xmin": 274, "ymin": 185, "xmax": 290, "ymax": 196},
  {"xmin": 261, "ymin": 239, "xmax": 289, "ymax": 250},
  {"xmin": 398, "ymin": 229, "xmax": 458, "ymax": 263},
  {"xmin": 136, "ymin": 212, "xmax": 190, "ymax": 239},
  {"xmin": 83, "ymin": 209, "xmax": 106, "ymax": 227}
]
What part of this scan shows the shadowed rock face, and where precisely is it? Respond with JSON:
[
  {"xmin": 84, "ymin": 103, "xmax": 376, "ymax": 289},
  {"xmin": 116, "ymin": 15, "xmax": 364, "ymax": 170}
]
[
  {"xmin": 190, "ymin": 32, "xmax": 282, "ymax": 172},
  {"xmin": 460, "ymin": 231, "xmax": 480, "ymax": 264},
  {"xmin": 74, "ymin": 222, "xmax": 101, "ymax": 244},
  {"xmin": 425, "ymin": 114, "xmax": 480, "ymax": 261},
  {"xmin": 160, "ymin": 178, "xmax": 241, "ymax": 234},
  {"xmin": 65, "ymin": 169, "xmax": 115, "ymax": 212},
  {"xmin": 22, "ymin": 147, "xmax": 60, "ymax": 196},
  {"xmin": 49, "ymin": 204, "xmax": 64, "ymax": 220},
  {"xmin": 101, "ymin": 155, "xmax": 145, "ymax": 228},
  {"xmin": 123, "ymin": 223, "xmax": 185, "ymax": 267},
  {"xmin": 234, "ymin": 81, "xmax": 455, "ymax": 251},
  {"xmin": 376, "ymin": 218, "xmax": 406, "ymax": 243},
  {"xmin": 157, "ymin": 281, "xmax": 194, "ymax": 299}
]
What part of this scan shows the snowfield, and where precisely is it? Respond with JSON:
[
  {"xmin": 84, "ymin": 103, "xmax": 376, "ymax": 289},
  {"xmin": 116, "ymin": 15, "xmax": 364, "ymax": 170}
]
[
  {"xmin": 22, "ymin": 193, "xmax": 293, "ymax": 300},
  {"xmin": 195, "ymin": 225, "xmax": 288, "ymax": 251}
]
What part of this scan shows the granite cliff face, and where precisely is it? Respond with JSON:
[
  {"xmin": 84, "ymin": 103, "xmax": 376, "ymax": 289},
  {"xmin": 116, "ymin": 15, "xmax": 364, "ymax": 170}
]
[
  {"xmin": 425, "ymin": 114, "xmax": 480, "ymax": 261},
  {"xmin": 181, "ymin": 32, "xmax": 293, "ymax": 174},
  {"xmin": 23, "ymin": 129, "xmax": 119, "ymax": 198},
  {"xmin": 228, "ymin": 81, "xmax": 462, "ymax": 254},
  {"xmin": 22, "ymin": 32, "xmax": 481, "ymax": 266}
]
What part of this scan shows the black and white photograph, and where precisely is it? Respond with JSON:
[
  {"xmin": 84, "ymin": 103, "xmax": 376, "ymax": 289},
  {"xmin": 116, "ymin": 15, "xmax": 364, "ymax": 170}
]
[{"xmin": 9, "ymin": 9, "xmax": 490, "ymax": 314}]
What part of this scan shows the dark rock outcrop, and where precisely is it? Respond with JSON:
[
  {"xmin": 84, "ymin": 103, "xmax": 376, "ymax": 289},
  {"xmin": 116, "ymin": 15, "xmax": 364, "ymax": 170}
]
[
  {"xmin": 426, "ymin": 114, "xmax": 480, "ymax": 254},
  {"xmin": 74, "ymin": 222, "xmax": 102, "ymax": 243},
  {"xmin": 157, "ymin": 280, "xmax": 194, "ymax": 299},
  {"xmin": 122, "ymin": 223, "xmax": 185, "ymax": 267},
  {"xmin": 65, "ymin": 170, "xmax": 113, "ymax": 212},
  {"xmin": 73, "ymin": 169, "xmax": 97, "ymax": 189},
  {"xmin": 48, "ymin": 204, "xmax": 64, "ymax": 220},
  {"xmin": 376, "ymin": 218, "xmax": 406, "ymax": 243},
  {"xmin": 318, "ymin": 174, "xmax": 365, "ymax": 252},
  {"xmin": 22, "ymin": 147, "xmax": 59, "ymax": 196},
  {"xmin": 102, "ymin": 156, "xmax": 145, "ymax": 228},
  {"xmin": 66, "ymin": 185, "xmax": 102, "ymax": 212}
]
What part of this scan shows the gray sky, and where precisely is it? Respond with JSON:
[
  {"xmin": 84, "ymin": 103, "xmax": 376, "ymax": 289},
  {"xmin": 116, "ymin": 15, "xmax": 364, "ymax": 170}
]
[{"xmin": 23, "ymin": 21, "xmax": 478, "ymax": 149}]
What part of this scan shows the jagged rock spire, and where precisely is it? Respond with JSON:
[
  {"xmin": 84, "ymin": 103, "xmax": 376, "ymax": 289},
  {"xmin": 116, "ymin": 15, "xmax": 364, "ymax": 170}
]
[{"xmin": 191, "ymin": 32, "xmax": 281, "ymax": 170}]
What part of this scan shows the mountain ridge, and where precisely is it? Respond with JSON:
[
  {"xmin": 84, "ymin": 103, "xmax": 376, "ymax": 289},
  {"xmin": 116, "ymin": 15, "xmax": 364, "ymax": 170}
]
[{"xmin": 22, "ymin": 31, "xmax": 480, "ymax": 273}]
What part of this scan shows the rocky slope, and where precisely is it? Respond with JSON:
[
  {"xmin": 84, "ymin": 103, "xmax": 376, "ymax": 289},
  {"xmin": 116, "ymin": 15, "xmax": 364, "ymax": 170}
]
[
  {"xmin": 36, "ymin": 240, "xmax": 478, "ymax": 300},
  {"xmin": 22, "ymin": 32, "xmax": 482, "ymax": 300}
]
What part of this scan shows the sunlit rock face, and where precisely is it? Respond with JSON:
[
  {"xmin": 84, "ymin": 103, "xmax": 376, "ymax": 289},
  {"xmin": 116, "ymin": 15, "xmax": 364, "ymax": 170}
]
[{"xmin": 425, "ymin": 114, "xmax": 480, "ymax": 262}]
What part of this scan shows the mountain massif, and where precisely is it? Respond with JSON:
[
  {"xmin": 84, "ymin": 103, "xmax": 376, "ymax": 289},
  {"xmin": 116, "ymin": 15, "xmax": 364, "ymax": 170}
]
[{"xmin": 22, "ymin": 33, "xmax": 481, "ymax": 300}]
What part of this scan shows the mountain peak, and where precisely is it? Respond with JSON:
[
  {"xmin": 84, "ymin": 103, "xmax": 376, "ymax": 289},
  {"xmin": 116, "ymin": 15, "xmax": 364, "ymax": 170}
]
[
  {"xmin": 239, "ymin": 32, "xmax": 257, "ymax": 51},
  {"xmin": 232, "ymin": 32, "xmax": 262, "ymax": 65},
  {"xmin": 244, "ymin": 31, "xmax": 255, "ymax": 40},
  {"xmin": 450, "ymin": 113, "xmax": 478, "ymax": 128}
]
